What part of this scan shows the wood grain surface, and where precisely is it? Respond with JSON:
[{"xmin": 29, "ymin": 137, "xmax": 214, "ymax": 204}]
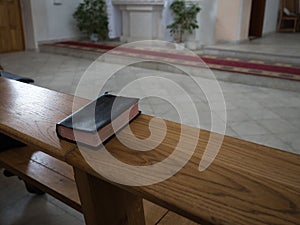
[
  {"xmin": 143, "ymin": 200, "xmax": 168, "ymax": 225},
  {"xmin": 0, "ymin": 78, "xmax": 87, "ymax": 160},
  {"xmin": 66, "ymin": 114, "xmax": 300, "ymax": 225},
  {"xmin": 1, "ymin": 78, "xmax": 299, "ymax": 225},
  {"xmin": 158, "ymin": 211, "xmax": 199, "ymax": 225},
  {"xmin": 74, "ymin": 168, "xmax": 146, "ymax": 225}
]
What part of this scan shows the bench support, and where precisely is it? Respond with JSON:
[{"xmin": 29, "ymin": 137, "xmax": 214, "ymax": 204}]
[{"xmin": 74, "ymin": 168, "xmax": 146, "ymax": 225}]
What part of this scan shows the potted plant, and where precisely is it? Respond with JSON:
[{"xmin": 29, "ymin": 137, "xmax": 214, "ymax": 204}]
[
  {"xmin": 167, "ymin": 0, "xmax": 201, "ymax": 44},
  {"xmin": 73, "ymin": 0, "xmax": 109, "ymax": 42}
]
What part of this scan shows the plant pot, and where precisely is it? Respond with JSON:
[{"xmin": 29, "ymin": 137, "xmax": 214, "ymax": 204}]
[
  {"xmin": 185, "ymin": 41, "xmax": 198, "ymax": 50},
  {"xmin": 175, "ymin": 42, "xmax": 185, "ymax": 50},
  {"xmin": 90, "ymin": 33, "xmax": 99, "ymax": 42}
]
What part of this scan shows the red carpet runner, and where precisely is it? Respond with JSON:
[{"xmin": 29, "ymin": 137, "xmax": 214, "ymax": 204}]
[{"xmin": 52, "ymin": 41, "xmax": 300, "ymax": 82}]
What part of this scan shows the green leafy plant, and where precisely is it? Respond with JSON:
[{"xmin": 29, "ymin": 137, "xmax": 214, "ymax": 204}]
[
  {"xmin": 73, "ymin": 0, "xmax": 109, "ymax": 41},
  {"xmin": 167, "ymin": 0, "xmax": 201, "ymax": 43}
]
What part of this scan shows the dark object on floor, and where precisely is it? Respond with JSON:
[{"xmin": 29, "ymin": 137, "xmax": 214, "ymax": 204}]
[
  {"xmin": 3, "ymin": 169, "xmax": 14, "ymax": 177},
  {"xmin": 2, "ymin": 169, "xmax": 45, "ymax": 195},
  {"xmin": 0, "ymin": 133, "xmax": 26, "ymax": 151},
  {"xmin": 0, "ymin": 71, "xmax": 34, "ymax": 83},
  {"xmin": 24, "ymin": 182, "xmax": 45, "ymax": 195}
]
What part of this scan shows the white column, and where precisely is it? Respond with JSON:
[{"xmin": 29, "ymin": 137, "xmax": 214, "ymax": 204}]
[{"xmin": 106, "ymin": 0, "xmax": 122, "ymax": 39}]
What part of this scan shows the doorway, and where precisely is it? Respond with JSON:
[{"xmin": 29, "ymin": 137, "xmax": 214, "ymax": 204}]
[
  {"xmin": 0, "ymin": 0, "xmax": 24, "ymax": 53},
  {"xmin": 248, "ymin": 0, "xmax": 266, "ymax": 39}
]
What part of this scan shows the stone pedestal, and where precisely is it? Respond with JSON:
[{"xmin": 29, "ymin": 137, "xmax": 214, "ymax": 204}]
[{"xmin": 112, "ymin": 0, "xmax": 164, "ymax": 42}]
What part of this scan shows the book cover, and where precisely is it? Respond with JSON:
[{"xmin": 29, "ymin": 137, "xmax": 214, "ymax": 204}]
[{"xmin": 56, "ymin": 94, "xmax": 140, "ymax": 147}]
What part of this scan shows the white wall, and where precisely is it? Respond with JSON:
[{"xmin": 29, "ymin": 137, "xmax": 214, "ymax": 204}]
[
  {"xmin": 196, "ymin": 0, "xmax": 218, "ymax": 46},
  {"xmin": 31, "ymin": 0, "xmax": 82, "ymax": 43},
  {"xmin": 238, "ymin": 0, "xmax": 252, "ymax": 41},
  {"xmin": 263, "ymin": 0, "xmax": 280, "ymax": 35},
  {"xmin": 21, "ymin": 0, "xmax": 279, "ymax": 50},
  {"xmin": 215, "ymin": 0, "xmax": 241, "ymax": 43},
  {"xmin": 106, "ymin": 0, "xmax": 122, "ymax": 38}
]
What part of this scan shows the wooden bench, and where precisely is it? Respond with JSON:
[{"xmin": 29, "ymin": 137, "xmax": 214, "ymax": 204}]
[
  {"xmin": 67, "ymin": 114, "xmax": 300, "ymax": 225},
  {"xmin": 0, "ymin": 145, "xmax": 197, "ymax": 225},
  {"xmin": 0, "ymin": 146, "xmax": 81, "ymax": 211},
  {"xmin": 0, "ymin": 78, "xmax": 299, "ymax": 225}
]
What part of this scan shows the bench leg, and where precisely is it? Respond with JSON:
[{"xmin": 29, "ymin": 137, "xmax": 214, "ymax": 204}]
[{"xmin": 74, "ymin": 168, "xmax": 145, "ymax": 225}]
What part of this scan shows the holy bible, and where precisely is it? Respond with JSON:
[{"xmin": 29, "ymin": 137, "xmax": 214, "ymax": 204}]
[{"xmin": 56, "ymin": 94, "xmax": 140, "ymax": 147}]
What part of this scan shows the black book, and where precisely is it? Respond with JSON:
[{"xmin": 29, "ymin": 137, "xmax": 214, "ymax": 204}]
[{"xmin": 56, "ymin": 94, "xmax": 140, "ymax": 147}]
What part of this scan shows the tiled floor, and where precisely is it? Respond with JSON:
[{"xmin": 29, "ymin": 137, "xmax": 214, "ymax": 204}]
[{"xmin": 0, "ymin": 47, "xmax": 300, "ymax": 224}]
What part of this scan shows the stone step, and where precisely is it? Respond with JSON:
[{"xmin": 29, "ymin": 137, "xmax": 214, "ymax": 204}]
[
  {"xmin": 39, "ymin": 44, "xmax": 300, "ymax": 92},
  {"xmin": 203, "ymin": 46, "xmax": 300, "ymax": 65}
]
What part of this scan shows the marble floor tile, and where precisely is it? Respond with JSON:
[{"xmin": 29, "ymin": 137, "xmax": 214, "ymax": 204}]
[
  {"xmin": 282, "ymin": 117, "xmax": 300, "ymax": 130},
  {"xmin": 278, "ymin": 96, "xmax": 300, "ymax": 107},
  {"xmin": 229, "ymin": 121, "xmax": 270, "ymax": 136},
  {"xmin": 258, "ymin": 118, "xmax": 299, "ymax": 134},
  {"xmin": 277, "ymin": 132, "xmax": 300, "ymax": 153},
  {"xmin": 219, "ymin": 109, "xmax": 252, "ymax": 123},
  {"xmin": 231, "ymin": 99, "xmax": 264, "ymax": 109},
  {"xmin": 269, "ymin": 107, "xmax": 300, "ymax": 119},
  {"xmin": 242, "ymin": 107, "xmax": 281, "ymax": 120}
]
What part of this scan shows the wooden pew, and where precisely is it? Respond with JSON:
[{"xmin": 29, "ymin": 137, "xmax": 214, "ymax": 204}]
[
  {"xmin": 0, "ymin": 146, "xmax": 195, "ymax": 225},
  {"xmin": 67, "ymin": 114, "xmax": 300, "ymax": 225},
  {"xmin": 0, "ymin": 77, "xmax": 299, "ymax": 225},
  {"xmin": 0, "ymin": 146, "xmax": 81, "ymax": 211}
]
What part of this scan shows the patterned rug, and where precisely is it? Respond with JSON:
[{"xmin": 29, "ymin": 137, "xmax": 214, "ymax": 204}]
[{"xmin": 51, "ymin": 41, "xmax": 300, "ymax": 82}]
